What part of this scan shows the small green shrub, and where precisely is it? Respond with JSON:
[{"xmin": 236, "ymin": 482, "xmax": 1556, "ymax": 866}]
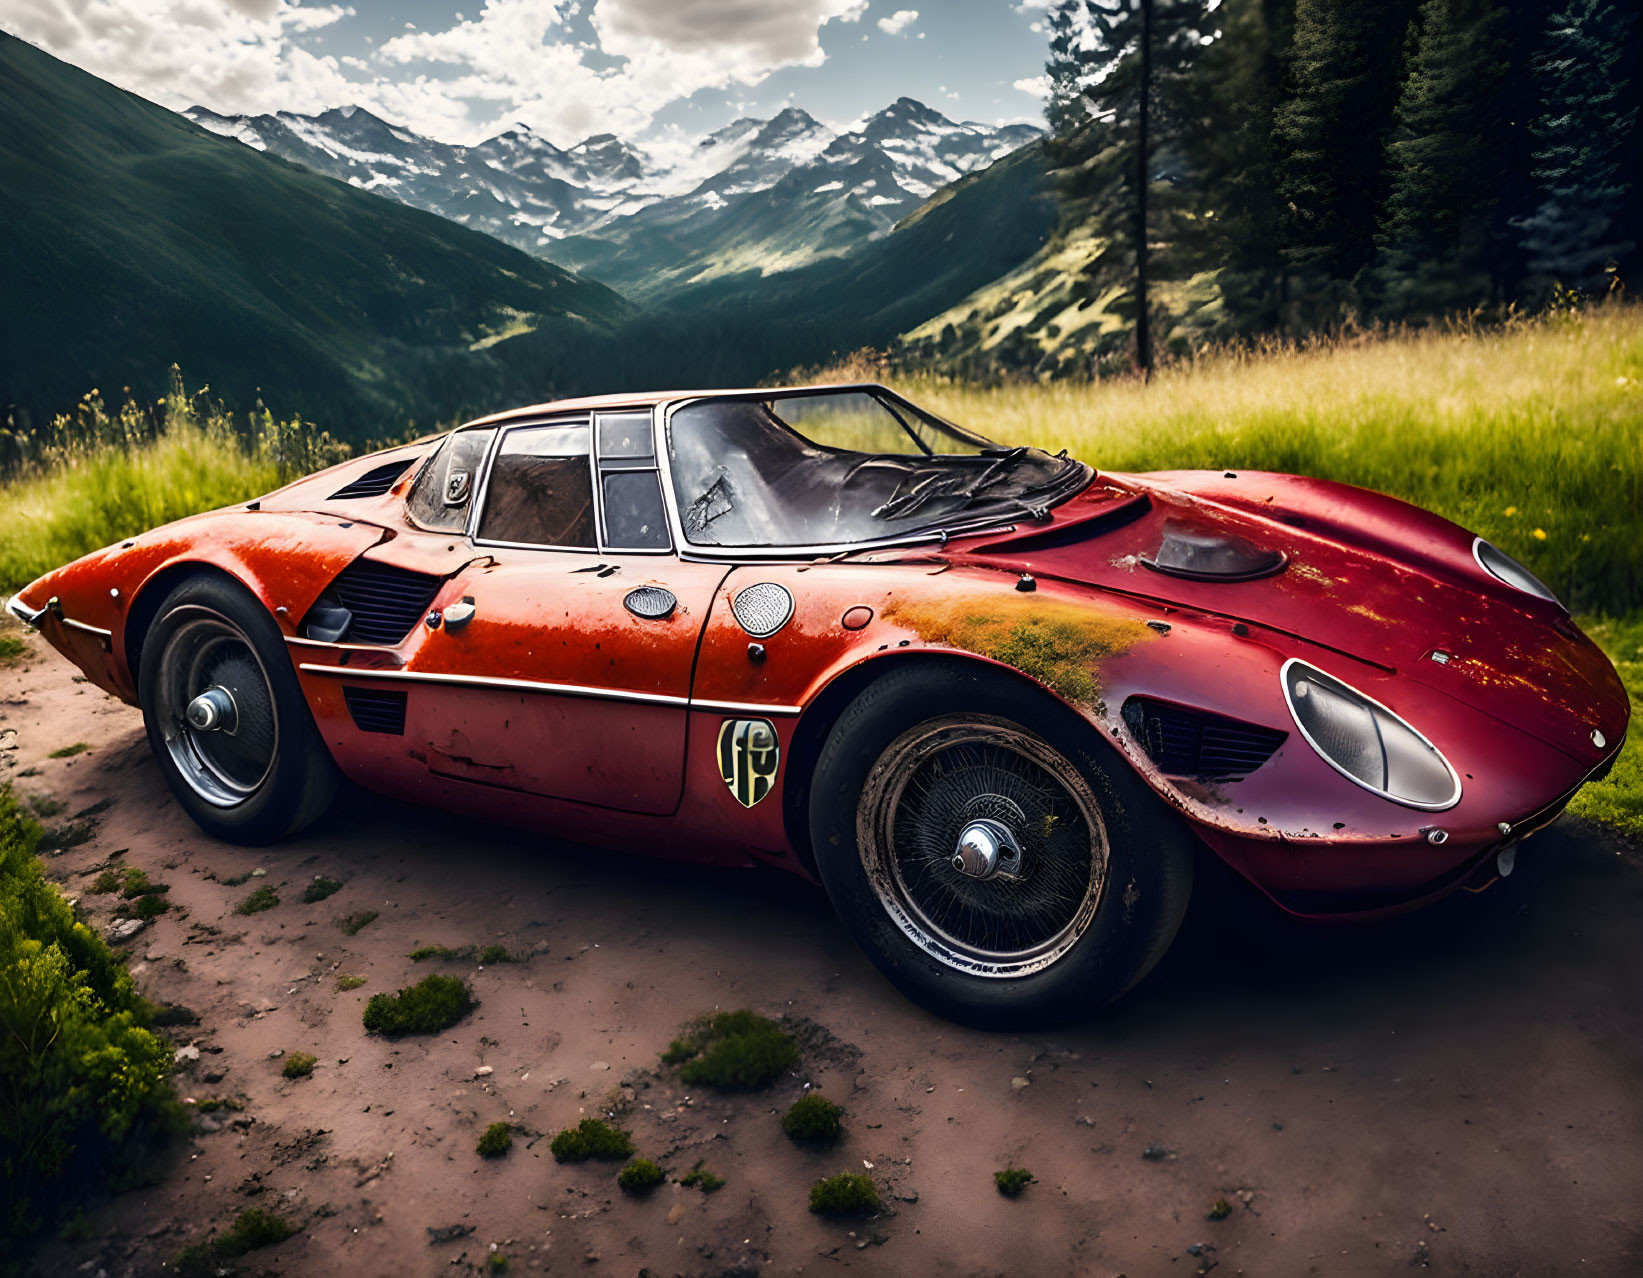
[
  {"xmin": 281, "ymin": 1052, "xmax": 317, "ymax": 1080},
  {"xmin": 679, "ymin": 1162, "xmax": 725, "ymax": 1192},
  {"xmin": 1207, "ymin": 1196, "xmax": 1232, "ymax": 1220},
  {"xmin": 410, "ymin": 943, "xmax": 463, "ymax": 961},
  {"xmin": 235, "ymin": 885, "xmax": 279, "ymax": 915},
  {"xmin": 487, "ymin": 1253, "xmax": 509, "ymax": 1273},
  {"xmin": 303, "ymin": 876, "xmax": 342, "ymax": 903},
  {"xmin": 339, "ymin": 910, "xmax": 378, "ymax": 935},
  {"xmin": 336, "ymin": 974, "xmax": 366, "ymax": 991},
  {"xmin": 994, "ymin": 1167, "xmax": 1034, "ymax": 1197},
  {"xmin": 362, "ymin": 974, "xmax": 473, "ymax": 1036},
  {"xmin": 88, "ymin": 868, "xmax": 120, "ymax": 894},
  {"xmin": 477, "ymin": 1121, "xmax": 512, "ymax": 1157},
  {"xmin": 172, "ymin": 1208, "xmax": 296, "ymax": 1277},
  {"xmin": 782, "ymin": 1093, "xmax": 845, "ymax": 1147},
  {"xmin": 665, "ymin": 1010, "xmax": 798, "ymax": 1091},
  {"xmin": 119, "ymin": 868, "xmax": 152, "ymax": 898},
  {"xmin": 47, "ymin": 743, "xmax": 90, "ymax": 759},
  {"xmin": 549, "ymin": 1118, "xmax": 634, "ymax": 1162},
  {"xmin": 808, "ymin": 1172, "xmax": 879, "ymax": 1217},
  {"xmin": 26, "ymin": 795, "xmax": 64, "ymax": 818},
  {"xmin": 132, "ymin": 893, "xmax": 170, "ymax": 920},
  {"xmin": 0, "ymin": 634, "xmax": 29, "ymax": 662},
  {"xmin": 478, "ymin": 943, "xmax": 511, "ymax": 964},
  {"xmin": 0, "ymin": 789, "xmax": 175, "ymax": 1246},
  {"xmin": 617, "ymin": 1158, "xmax": 664, "ymax": 1192}
]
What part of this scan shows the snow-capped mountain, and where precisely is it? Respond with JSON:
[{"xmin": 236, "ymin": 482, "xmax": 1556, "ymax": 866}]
[{"xmin": 184, "ymin": 98, "xmax": 1040, "ymax": 297}]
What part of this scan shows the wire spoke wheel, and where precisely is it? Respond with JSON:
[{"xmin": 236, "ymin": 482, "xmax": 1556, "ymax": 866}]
[
  {"xmin": 152, "ymin": 608, "xmax": 279, "ymax": 808},
  {"xmin": 857, "ymin": 714, "xmax": 1109, "ymax": 978}
]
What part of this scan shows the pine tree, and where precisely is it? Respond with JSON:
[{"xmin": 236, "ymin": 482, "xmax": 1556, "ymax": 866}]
[
  {"xmin": 1045, "ymin": 0, "xmax": 1218, "ymax": 374},
  {"xmin": 1372, "ymin": 0, "xmax": 1511, "ymax": 319},
  {"xmin": 1514, "ymin": 0, "xmax": 1638, "ymax": 298},
  {"xmin": 1273, "ymin": 0, "xmax": 1418, "ymax": 326}
]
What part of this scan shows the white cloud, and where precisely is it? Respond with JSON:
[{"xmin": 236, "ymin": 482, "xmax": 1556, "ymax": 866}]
[
  {"xmin": 9, "ymin": 0, "xmax": 871, "ymax": 147},
  {"xmin": 876, "ymin": 8, "xmax": 917, "ymax": 36},
  {"xmin": 1012, "ymin": 74, "xmax": 1052, "ymax": 99}
]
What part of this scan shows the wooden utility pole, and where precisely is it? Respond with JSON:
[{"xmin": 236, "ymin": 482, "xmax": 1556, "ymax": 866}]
[{"xmin": 1135, "ymin": 0, "xmax": 1153, "ymax": 380}]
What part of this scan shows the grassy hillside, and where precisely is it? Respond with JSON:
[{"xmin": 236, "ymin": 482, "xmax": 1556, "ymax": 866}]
[{"xmin": 0, "ymin": 32, "xmax": 627, "ymax": 442}]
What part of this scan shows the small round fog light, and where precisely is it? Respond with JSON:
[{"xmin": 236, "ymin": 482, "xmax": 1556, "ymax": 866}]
[{"xmin": 1425, "ymin": 828, "xmax": 1449, "ymax": 845}]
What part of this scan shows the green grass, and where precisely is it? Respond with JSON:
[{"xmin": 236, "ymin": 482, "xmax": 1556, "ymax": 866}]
[
  {"xmin": 0, "ymin": 635, "xmax": 29, "ymax": 663},
  {"xmin": 45, "ymin": 744, "xmax": 89, "ymax": 759},
  {"xmin": 335, "ymin": 974, "xmax": 366, "ymax": 991},
  {"xmin": 281, "ymin": 1051, "xmax": 317, "ymax": 1080},
  {"xmin": 171, "ymin": 1208, "xmax": 295, "ymax": 1278},
  {"xmin": 808, "ymin": 1172, "xmax": 880, "ymax": 1217},
  {"xmin": 1569, "ymin": 615, "xmax": 1643, "ymax": 841},
  {"xmin": 871, "ymin": 306, "xmax": 1643, "ymax": 617},
  {"xmin": 339, "ymin": 910, "xmax": 378, "ymax": 936},
  {"xmin": 476, "ymin": 1121, "xmax": 512, "ymax": 1157},
  {"xmin": 549, "ymin": 1118, "xmax": 634, "ymax": 1162},
  {"xmin": 995, "ymin": 1167, "xmax": 1034, "ymax": 1197},
  {"xmin": 679, "ymin": 1161, "xmax": 725, "ymax": 1192},
  {"xmin": 663, "ymin": 1010, "xmax": 799, "ymax": 1091},
  {"xmin": 302, "ymin": 877, "xmax": 342, "ymax": 903},
  {"xmin": 0, "ymin": 788, "xmax": 175, "ymax": 1248},
  {"xmin": 616, "ymin": 1157, "xmax": 665, "ymax": 1192},
  {"xmin": 234, "ymin": 885, "xmax": 279, "ymax": 915},
  {"xmin": 362, "ymin": 974, "xmax": 473, "ymax": 1036},
  {"xmin": 782, "ymin": 1093, "xmax": 845, "ymax": 1147}
]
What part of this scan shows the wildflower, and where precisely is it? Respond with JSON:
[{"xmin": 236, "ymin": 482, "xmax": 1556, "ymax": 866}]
[
  {"xmin": 1532, "ymin": 528, "xmax": 1547, "ymax": 540},
  {"xmin": 1503, "ymin": 505, "xmax": 1518, "ymax": 517}
]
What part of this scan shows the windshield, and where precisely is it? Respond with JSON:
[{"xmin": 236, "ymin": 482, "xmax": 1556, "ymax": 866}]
[{"xmin": 665, "ymin": 389, "xmax": 1087, "ymax": 550}]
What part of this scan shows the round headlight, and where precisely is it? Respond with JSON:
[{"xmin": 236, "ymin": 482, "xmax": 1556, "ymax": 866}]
[
  {"xmin": 1281, "ymin": 660, "xmax": 1461, "ymax": 810},
  {"xmin": 1473, "ymin": 537, "xmax": 1558, "ymax": 605}
]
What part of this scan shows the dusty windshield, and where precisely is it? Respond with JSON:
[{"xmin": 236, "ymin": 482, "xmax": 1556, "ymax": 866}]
[{"xmin": 666, "ymin": 388, "xmax": 1087, "ymax": 549}]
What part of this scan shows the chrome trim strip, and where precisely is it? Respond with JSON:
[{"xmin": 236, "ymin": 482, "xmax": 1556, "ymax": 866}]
[
  {"xmin": 1471, "ymin": 535, "xmax": 1560, "ymax": 606},
  {"xmin": 295, "ymin": 662, "xmax": 802, "ymax": 716},
  {"xmin": 62, "ymin": 617, "xmax": 114, "ymax": 639},
  {"xmin": 6, "ymin": 595, "xmax": 45, "ymax": 627},
  {"xmin": 1279, "ymin": 657, "xmax": 1463, "ymax": 812},
  {"xmin": 283, "ymin": 634, "xmax": 397, "ymax": 652}
]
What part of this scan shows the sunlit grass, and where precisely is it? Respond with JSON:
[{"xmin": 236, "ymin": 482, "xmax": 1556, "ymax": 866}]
[{"xmin": 848, "ymin": 305, "xmax": 1643, "ymax": 616}]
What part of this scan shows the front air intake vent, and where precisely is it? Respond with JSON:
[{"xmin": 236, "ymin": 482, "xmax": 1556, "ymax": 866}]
[
  {"xmin": 322, "ymin": 559, "xmax": 443, "ymax": 644},
  {"xmin": 1122, "ymin": 697, "xmax": 1287, "ymax": 781},
  {"xmin": 343, "ymin": 686, "xmax": 407, "ymax": 735},
  {"xmin": 328, "ymin": 459, "xmax": 413, "ymax": 500}
]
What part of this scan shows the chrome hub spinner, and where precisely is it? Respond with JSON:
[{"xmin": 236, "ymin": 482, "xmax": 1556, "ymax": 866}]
[
  {"xmin": 185, "ymin": 686, "xmax": 238, "ymax": 734},
  {"xmin": 951, "ymin": 816, "xmax": 1024, "ymax": 881}
]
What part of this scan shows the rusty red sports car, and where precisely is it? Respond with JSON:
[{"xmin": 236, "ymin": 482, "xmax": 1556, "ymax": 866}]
[{"xmin": 9, "ymin": 385, "xmax": 1628, "ymax": 1024}]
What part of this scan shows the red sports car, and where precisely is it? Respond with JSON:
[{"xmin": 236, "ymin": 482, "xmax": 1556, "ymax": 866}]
[{"xmin": 9, "ymin": 385, "xmax": 1628, "ymax": 1024}]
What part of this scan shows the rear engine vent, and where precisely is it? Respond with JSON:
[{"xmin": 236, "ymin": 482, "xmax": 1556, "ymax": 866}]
[
  {"xmin": 328, "ymin": 459, "xmax": 413, "ymax": 500},
  {"xmin": 319, "ymin": 559, "xmax": 443, "ymax": 645},
  {"xmin": 1122, "ymin": 697, "xmax": 1287, "ymax": 781},
  {"xmin": 343, "ymin": 686, "xmax": 407, "ymax": 735}
]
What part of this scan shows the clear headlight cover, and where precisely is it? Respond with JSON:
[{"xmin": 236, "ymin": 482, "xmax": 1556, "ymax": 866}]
[
  {"xmin": 1473, "ymin": 537, "xmax": 1559, "ymax": 605},
  {"xmin": 1281, "ymin": 661, "xmax": 1461, "ymax": 810}
]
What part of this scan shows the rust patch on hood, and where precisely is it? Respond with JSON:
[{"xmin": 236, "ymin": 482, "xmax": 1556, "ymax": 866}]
[{"xmin": 883, "ymin": 595, "xmax": 1154, "ymax": 705}]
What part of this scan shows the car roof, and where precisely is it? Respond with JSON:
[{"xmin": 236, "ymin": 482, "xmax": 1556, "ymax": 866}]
[{"xmin": 458, "ymin": 382, "xmax": 895, "ymax": 429}]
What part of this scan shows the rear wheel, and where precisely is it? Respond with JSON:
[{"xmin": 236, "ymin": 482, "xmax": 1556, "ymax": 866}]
[
  {"xmin": 809, "ymin": 664, "xmax": 1195, "ymax": 1027},
  {"xmin": 138, "ymin": 575, "xmax": 338, "ymax": 844}
]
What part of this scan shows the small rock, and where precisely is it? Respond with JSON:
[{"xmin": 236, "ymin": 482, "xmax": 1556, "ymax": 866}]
[
  {"xmin": 1141, "ymin": 1145, "xmax": 1176, "ymax": 1161},
  {"xmin": 108, "ymin": 918, "xmax": 147, "ymax": 941},
  {"xmin": 268, "ymin": 1049, "xmax": 285, "ymax": 1060},
  {"xmin": 1010, "ymin": 1076, "xmax": 1030, "ymax": 1090},
  {"xmin": 589, "ymin": 1060, "xmax": 610, "ymax": 1072},
  {"xmin": 894, "ymin": 1189, "xmax": 919, "ymax": 1204},
  {"xmin": 474, "ymin": 1066, "xmax": 494, "ymax": 1078},
  {"xmin": 251, "ymin": 868, "xmax": 267, "ymax": 877},
  {"xmin": 174, "ymin": 1044, "xmax": 201, "ymax": 1064},
  {"xmin": 667, "ymin": 1204, "xmax": 684, "ymax": 1225},
  {"xmin": 427, "ymin": 1224, "xmax": 475, "ymax": 1245}
]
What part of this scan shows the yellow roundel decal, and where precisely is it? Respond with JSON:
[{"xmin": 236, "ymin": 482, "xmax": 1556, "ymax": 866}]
[{"xmin": 718, "ymin": 718, "xmax": 780, "ymax": 808}]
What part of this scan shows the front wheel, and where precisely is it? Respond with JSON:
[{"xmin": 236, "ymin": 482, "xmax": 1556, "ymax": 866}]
[
  {"xmin": 138, "ymin": 574, "xmax": 338, "ymax": 844},
  {"xmin": 809, "ymin": 664, "xmax": 1195, "ymax": 1027}
]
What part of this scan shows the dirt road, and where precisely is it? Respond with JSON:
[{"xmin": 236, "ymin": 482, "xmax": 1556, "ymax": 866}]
[{"xmin": 8, "ymin": 637, "xmax": 1643, "ymax": 1277}]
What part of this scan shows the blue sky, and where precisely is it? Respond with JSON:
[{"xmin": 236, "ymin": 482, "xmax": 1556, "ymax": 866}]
[{"xmin": 8, "ymin": 0, "xmax": 1056, "ymax": 149}]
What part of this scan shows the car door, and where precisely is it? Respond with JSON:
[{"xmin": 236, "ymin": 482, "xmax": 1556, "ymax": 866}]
[{"xmin": 398, "ymin": 410, "xmax": 726, "ymax": 816}]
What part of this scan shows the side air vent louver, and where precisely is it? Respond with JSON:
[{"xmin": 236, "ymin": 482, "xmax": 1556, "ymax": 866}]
[
  {"xmin": 324, "ymin": 559, "xmax": 444, "ymax": 644},
  {"xmin": 328, "ymin": 459, "xmax": 413, "ymax": 500},
  {"xmin": 343, "ymin": 686, "xmax": 407, "ymax": 735},
  {"xmin": 1122, "ymin": 697, "xmax": 1287, "ymax": 781}
]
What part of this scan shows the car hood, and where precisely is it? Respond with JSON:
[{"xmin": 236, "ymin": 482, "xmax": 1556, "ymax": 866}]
[{"xmin": 943, "ymin": 469, "xmax": 1626, "ymax": 763}]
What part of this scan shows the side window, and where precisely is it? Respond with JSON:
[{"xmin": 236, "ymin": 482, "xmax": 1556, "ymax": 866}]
[
  {"xmin": 406, "ymin": 428, "xmax": 495, "ymax": 531},
  {"xmin": 595, "ymin": 411, "xmax": 670, "ymax": 551},
  {"xmin": 477, "ymin": 422, "xmax": 596, "ymax": 548}
]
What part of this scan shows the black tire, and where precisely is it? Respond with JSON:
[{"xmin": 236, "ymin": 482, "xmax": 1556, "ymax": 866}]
[
  {"xmin": 808, "ymin": 663, "xmax": 1195, "ymax": 1028},
  {"xmin": 137, "ymin": 573, "xmax": 339, "ymax": 844}
]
